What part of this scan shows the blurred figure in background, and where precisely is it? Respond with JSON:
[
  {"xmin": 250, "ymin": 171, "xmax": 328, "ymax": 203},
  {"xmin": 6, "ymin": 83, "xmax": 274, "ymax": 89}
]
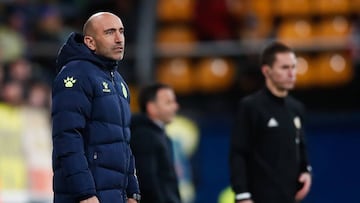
[
  {"xmin": 7, "ymin": 58, "xmax": 33, "ymax": 85},
  {"xmin": 26, "ymin": 80, "xmax": 51, "ymax": 109},
  {"xmin": 0, "ymin": 80, "xmax": 52, "ymax": 203},
  {"xmin": 0, "ymin": 79, "xmax": 28, "ymax": 202},
  {"xmin": 1, "ymin": 80, "xmax": 24, "ymax": 106},
  {"xmin": 0, "ymin": 6, "xmax": 27, "ymax": 63},
  {"xmin": 194, "ymin": 0, "xmax": 236, "ymax": 41},
  {"xmin": 0, "ymin": 63, "xmax": 4, "ymax": 90},
  {"xmin": 130, "ymin": 83, "xmax": 181, "ymax": 203},
  {"xmin": 229, "ymin": 41, "xmax": 312, "ymax": 203}
]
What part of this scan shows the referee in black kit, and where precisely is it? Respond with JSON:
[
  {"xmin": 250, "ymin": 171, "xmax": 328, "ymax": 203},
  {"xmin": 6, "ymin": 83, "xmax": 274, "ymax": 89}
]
[{"xmin": 229, "ymin": 41, "xmax": 312, "ymax": 203}]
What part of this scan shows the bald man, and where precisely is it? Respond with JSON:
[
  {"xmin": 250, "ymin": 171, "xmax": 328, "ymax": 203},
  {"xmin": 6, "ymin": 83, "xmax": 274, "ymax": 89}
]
[{"xmin": 52, "ymin": 12, "xmax": 140, "ymax": 203}]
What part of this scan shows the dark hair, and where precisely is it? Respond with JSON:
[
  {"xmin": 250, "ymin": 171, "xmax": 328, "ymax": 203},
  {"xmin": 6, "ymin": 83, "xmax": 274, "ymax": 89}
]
[
  {"xmin": 138, "ymin": 83, "xmax": 171, "ymax": 113},
  {"xmin": 260, "ymin": 41, "xmax": 294, "ymax": 67}
]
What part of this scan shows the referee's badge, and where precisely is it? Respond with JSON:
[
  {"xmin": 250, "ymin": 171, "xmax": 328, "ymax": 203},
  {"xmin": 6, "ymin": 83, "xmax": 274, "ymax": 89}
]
[{"xmin": 294, "ymin": 116, "xmax": 301, "ymax": 129}]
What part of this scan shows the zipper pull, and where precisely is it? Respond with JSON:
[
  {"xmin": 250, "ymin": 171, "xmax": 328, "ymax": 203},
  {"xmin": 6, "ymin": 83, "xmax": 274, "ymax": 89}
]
[
  {"xmin": 93, "ymin": 152, "xmax": 98, "ymax": 160},
  {"xmin": 110, "ymin": 71, "xmax": 115, "ymax": 85},
  {"xmin": 295, "ymin": 131, "xmax": 300, "ymax": 144}
]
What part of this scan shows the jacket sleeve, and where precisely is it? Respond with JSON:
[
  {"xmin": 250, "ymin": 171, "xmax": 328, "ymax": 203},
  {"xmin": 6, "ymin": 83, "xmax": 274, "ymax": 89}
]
[
  {"xmin": 126, "ymin": 150, "xmax": 140, "ymax": 197},
  {"xmin": 299, "ymin": 130, "xmax": 312, "ymax": 174},
  {"xmin": 52, "ymin": 69, "xmax": 96, "ymax": 201},
  {"xmin": 229, "ymin": 99, "xmax": 254, "ymax": 200},
  {"xmin": 298, "ymin": 105, "xmax": 312, "ymax": 174}
]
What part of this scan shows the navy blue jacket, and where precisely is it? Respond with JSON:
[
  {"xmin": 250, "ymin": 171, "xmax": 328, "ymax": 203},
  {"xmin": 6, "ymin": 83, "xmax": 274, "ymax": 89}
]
[{"xmin": 52, "ymin": 33, "xmax": 139, "ymax": 203}]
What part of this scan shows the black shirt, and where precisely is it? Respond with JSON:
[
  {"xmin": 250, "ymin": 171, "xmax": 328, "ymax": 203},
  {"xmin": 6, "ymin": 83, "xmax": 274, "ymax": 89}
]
[{"xmin": 229, "ymin": 87, "xmax": 311, "ymax": 203}]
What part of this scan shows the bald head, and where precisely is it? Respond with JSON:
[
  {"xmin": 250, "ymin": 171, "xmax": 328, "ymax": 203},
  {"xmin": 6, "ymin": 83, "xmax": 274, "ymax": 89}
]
[
  {"xmin": 83, "ymin": 12, "xmax": 119, "ymax": 36},
  {"xmin": 82, "ymin": 12, "xmax": 125, "ymax": 60}
]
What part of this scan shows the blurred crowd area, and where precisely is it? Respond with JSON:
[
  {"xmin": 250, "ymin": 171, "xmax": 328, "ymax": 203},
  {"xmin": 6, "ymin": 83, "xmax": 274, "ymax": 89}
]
[
  {"xmin": 0, "ymin": 1, "xmax": 140, "ymax": 202},
  {"xmin": 0, "ymin": 0, "xmax": 140, "ymax": 110},
  {"xmin": 0, "ymin": 0, "xmax": 360, "ymax": 203}
]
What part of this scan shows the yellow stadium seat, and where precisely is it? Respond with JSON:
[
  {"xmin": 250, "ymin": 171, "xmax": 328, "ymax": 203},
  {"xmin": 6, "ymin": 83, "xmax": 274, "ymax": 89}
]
[
  {"xmin": 157, "ymin": 0, "xmax": 195, "ymax": 22},
  {"xmin": 349, "ymin": 0, "xmax": 360, "ymax": 13},
  {"xmin": 314, "ymin": 52, "xmax": 353, "ymax": 87},
  {"xmin": 228, "ymin": 0, "xmax": 272, "ymax": 20},
  {"xmin": 156, "ymin": 58, "xmax": 194, "ymax": 94},
  {"xmin": 277, "ymin": 19, "xmax": 313, "ymax": 47},
  {"xmin": 311, "ymin": 0, "xmax": 349, "ymax": 15},
  {"xmin": 274, "ymin": 0, "xmax": 310, "ymax": 16},
  {"xmin": 128, "ymin": 85, "xmax": 139, "ymax": 113},
  {"xmin": 156, "ymin": 25, "xmax": 196, "ymax": 52},
  {"xmin": 247, "ymin": 0, "xmax": 274, "ymax": 38},
  {"xmin": 295, "ymin": 55, "xmax": 314, "ymax": 88},
  {"xmin": 227, "ymin": 0, "xmax": 247, "ymax": 19},
  {"xmin": 240, "ymin": 15, "xmax": 273, "ymax": 39},
  {"xmin": 313, "ymin": 16, "xmax": 351, "ymax": 45},
  {"xmin": 194, "ymin": 58, "xmax": 236, "ymax": 93},
  {"xmin": 249, "ymin": 0, "xmax": 273, "ymax": 18}
]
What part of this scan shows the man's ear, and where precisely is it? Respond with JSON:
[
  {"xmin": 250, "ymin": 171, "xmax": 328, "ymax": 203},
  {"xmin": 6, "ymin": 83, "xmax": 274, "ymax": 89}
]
[
  {"xmin": 84, "ymin": 35, "xmax": 96, "ymax": 51},
  {"xmin": 146, "ymin": 102, "xmax": 157, "ymax": 117},
  {"xmin": 262, "ymin": 65, "xmax": 270, "ymax": 78}
]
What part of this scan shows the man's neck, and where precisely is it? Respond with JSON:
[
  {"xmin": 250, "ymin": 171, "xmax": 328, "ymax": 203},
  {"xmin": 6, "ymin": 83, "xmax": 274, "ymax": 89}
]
[
  {"xmin": 149, "ymin": 117, "xmax": 165, "ymax": 129},
  {"xmin": 266, "ymin": 81, "xmax": 288, "ymax": 98}
]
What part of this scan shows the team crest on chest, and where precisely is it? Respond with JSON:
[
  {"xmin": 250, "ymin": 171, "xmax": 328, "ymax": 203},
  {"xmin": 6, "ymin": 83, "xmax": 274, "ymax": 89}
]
[
  {"xmin": 121, "ymin": 82, "xmax": 128, "ymax": 98},
  {"xmin": 102, "ymin": 82, "xmax": 111, "ymax": 92},
  {"xmin": 293, "ymin": 116, "xmax": 301, "ymax": 129}
]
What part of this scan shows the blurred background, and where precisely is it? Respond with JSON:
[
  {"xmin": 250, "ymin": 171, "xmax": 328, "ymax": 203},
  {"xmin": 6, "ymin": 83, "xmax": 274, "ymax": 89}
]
[{"xmin": 0, "ymin": 0, "xmax": 359, "ymax": 202}]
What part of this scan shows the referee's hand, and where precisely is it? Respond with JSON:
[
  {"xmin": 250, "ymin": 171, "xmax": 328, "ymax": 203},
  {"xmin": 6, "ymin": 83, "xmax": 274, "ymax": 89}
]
[{"xmin": 295, "ymin": 172, "xmax": 312, "ymax": 201}]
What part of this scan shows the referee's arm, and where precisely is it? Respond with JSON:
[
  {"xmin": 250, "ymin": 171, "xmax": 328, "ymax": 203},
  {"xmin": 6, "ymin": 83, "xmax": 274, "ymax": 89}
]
[{"xmin": 229, "ymin": 99, "xmax": 254, "ymax": 202}]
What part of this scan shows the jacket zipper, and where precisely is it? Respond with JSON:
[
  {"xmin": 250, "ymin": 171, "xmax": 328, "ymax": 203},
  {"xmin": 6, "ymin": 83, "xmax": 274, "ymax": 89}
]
[{"xmin": 110, "ymin": 70, "xmax": 129, "ymax": 188}]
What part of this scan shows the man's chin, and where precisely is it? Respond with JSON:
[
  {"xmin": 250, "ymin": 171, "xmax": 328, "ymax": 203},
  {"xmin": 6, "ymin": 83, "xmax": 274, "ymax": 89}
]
[
  {"xmin": 164, "ymin": 118, "xmax": 175, "ymax": 125},
  {"xmin": 116, "ymin": 55, "xmax": 124, "ymax": 61},
  {"xmin": 112, "ymin": 53, "xmax": 124, "ymax": 61},
  {"xmin": 284, "ymin": 83, "xmax": 295, "ymax": 90},
  {"xmin": 286, "ymin": 86, "xmax": 295, "ymax": 91}
]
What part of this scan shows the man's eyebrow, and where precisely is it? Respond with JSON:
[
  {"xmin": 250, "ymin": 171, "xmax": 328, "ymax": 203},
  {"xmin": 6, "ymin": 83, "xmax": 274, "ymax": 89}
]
[
  {"xmin": 104, "ymin": 28, "xmax": 116, "ymax": 32},
  {"xmin": 281, "ymin": 63, "xmax": 291, "ymax": 67},
  {"xmin": 282, "ymin": 64, "xmax": 296, "ymax": 68},
  {"xmin": 104, "ymin": 27, "xmax": 124, "ymax": 32}
]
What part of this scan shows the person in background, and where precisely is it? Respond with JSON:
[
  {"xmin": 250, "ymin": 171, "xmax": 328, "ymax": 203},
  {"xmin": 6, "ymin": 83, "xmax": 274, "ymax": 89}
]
[
  {"xmin": 130, "ymin": 83, "xmax": 181, "ymax": 203},
  {"xmin": 26, "ymin": 80, "xmax": 51, "ymax": 109},
  {"xmin": 1, "ymin": 80, "xmax": 24, "ymax": 105},
  {"xmin": 229, "ymin": 41, "xmax": 312, "ymax": 203},
  {"xmin": 51, "ymin": 12, "xmax": 140, "ymax": 203}
]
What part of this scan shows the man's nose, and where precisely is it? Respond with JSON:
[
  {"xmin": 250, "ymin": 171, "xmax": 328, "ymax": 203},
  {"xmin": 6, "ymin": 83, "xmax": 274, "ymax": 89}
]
[
  {"xmin": 174, "ymin": 102, "xmax": 179, "ymax": 112},
  {"xmin": 289, "ymin": 69, "xmax": 296, "ymax": 77},
  {"xmin": 114, "ymin": 32, "xmax": 122, "ymax": 43}
]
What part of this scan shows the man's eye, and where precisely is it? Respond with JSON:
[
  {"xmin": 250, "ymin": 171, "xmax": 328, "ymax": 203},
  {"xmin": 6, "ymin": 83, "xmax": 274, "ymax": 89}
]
[{"xmin": 105, "ymin": 30, "xmax": 114, "ymax": 34}]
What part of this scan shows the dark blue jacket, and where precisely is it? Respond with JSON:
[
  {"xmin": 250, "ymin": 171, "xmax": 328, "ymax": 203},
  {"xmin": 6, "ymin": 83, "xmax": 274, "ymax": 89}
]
[{"xmin": 52, "ymin": 32, "xmax": 139, "ymax": 203}]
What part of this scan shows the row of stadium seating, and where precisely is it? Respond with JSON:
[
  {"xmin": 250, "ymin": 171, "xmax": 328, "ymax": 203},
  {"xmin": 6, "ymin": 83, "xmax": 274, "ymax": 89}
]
[{"xmin": 152, "ymin": 0, "xmax": 357, "ymax": 93}]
